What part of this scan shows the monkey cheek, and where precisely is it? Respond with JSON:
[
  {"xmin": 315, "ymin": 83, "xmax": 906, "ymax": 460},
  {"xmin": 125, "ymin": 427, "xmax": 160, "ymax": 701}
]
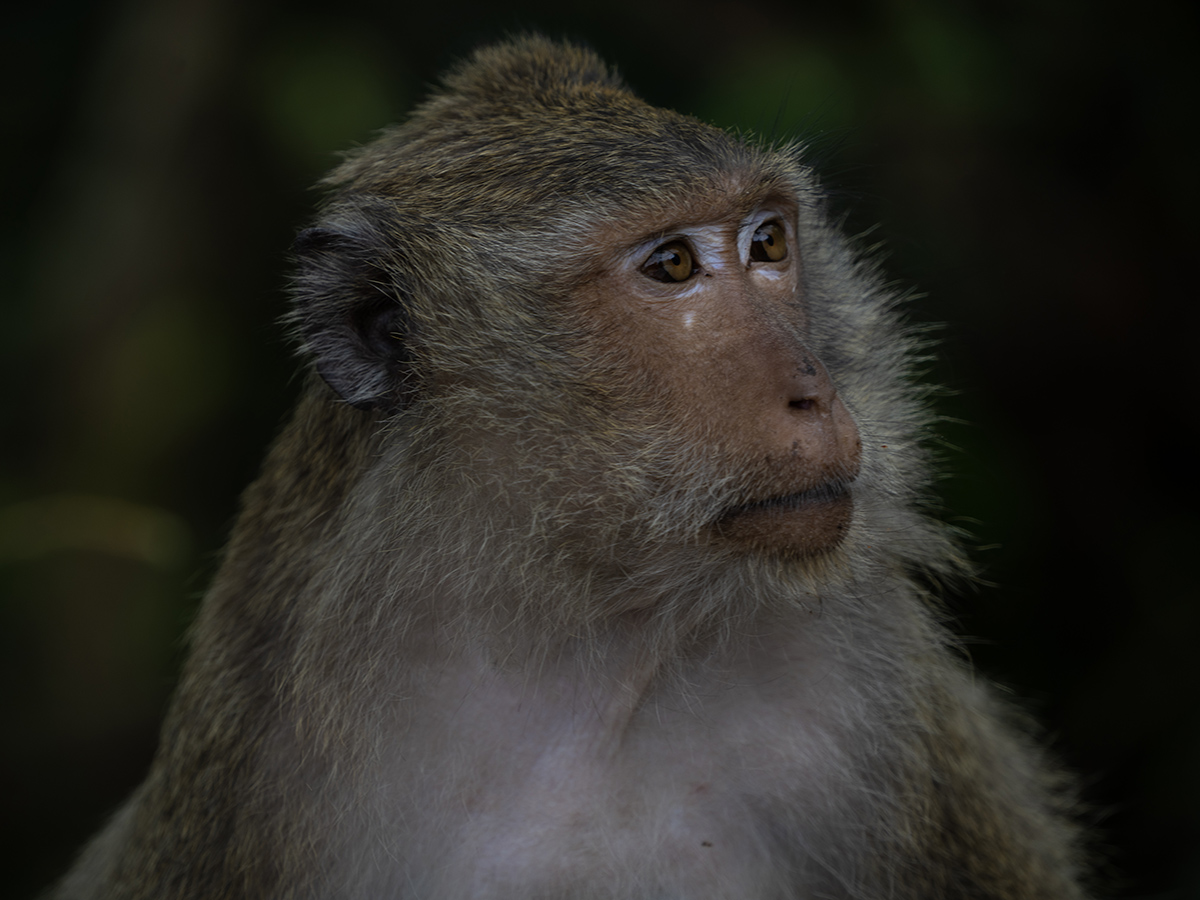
[{"xmin": 713, "ymin": 490, "xmax": 854, "ymax": 557}]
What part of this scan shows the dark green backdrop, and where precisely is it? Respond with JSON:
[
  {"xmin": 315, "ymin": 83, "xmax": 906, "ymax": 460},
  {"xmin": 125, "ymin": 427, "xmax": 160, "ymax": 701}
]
[{"xmin": 3, "ymin": 0, "xmax": 1197, "ymax": 896}]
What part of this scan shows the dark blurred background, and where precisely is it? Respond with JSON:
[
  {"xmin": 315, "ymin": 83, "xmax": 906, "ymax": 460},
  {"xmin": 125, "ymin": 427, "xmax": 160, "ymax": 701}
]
[{"xmin": 3, "ymin": 0, "xmax": 1197, "ymax": 896}]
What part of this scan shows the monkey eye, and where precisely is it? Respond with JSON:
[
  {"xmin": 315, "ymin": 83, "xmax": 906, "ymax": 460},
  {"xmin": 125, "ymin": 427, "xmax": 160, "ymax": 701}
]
[
  {"xmin": 642, "ymin": 241, "xmax": 697, "ymax": 283},
  {"xmin": 750, "ymin": 221, "xmax": 788, "ymax": 263}
]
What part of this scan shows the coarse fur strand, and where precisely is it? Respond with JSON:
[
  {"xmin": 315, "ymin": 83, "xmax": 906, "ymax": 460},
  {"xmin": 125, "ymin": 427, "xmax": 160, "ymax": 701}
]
[{"xmin": 53, "ymin": 34, "xmax": 1092, "ymax": 899}]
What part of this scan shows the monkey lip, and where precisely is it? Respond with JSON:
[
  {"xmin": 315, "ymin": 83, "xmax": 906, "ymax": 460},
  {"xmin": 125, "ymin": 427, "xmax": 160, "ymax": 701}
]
[
  {"xmin": 722, "ymin": 480, "xmax": 851, "ymax": 517},
  {"xmin": 714, "ymin": 480, "xmax": 854, "ymax": 554}
]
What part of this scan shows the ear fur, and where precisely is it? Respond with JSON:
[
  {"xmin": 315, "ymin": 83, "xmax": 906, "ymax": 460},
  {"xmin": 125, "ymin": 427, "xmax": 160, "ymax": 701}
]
[{"xmin": 290, "ymin": 218, "xmax": 415, "ymax": 409}]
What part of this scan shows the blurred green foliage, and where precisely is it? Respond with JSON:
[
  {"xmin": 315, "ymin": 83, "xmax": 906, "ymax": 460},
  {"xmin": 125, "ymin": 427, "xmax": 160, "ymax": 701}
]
[{"xmin": 2, "ymin": 0, "xmax": 1197, "ymax": 896}]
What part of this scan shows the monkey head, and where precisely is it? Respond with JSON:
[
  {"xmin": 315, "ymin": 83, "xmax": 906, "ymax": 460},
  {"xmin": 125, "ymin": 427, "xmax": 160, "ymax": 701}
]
[{"xmin": 289, "ymin": 37, "xmax": 888, "ymax": 567}]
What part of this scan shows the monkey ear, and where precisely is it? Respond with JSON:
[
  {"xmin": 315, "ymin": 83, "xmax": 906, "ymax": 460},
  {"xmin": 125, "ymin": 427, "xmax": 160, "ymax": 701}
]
[{"xmin": 290, "ymin": 225, "xmax": 415, "ymax": 410}]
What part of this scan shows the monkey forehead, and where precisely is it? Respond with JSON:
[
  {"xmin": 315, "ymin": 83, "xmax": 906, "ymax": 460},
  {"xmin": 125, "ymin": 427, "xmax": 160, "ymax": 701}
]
[{"xmin": 326, "ymin": 99, "xmax": 808, "ymax": 228}]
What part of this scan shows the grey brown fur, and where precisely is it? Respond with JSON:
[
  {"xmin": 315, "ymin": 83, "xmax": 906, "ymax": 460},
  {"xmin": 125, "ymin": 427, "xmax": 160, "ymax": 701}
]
[{"xmin": 54, "ymin": 36, "xmax": 1091, "ymax": 899}]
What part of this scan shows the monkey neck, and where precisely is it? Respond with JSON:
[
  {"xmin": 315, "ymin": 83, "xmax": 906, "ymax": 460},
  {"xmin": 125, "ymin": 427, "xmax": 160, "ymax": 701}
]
[{"xmin": 460, "ymin": 622, "xmax": 667, "ymax": 743}]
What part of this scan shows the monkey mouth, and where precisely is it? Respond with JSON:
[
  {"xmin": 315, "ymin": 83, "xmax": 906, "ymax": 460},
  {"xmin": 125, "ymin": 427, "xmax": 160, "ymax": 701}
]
[
  {"xmin": 713, "ymin": 480, "xmax": 855, "ymax": 555},
  {"xmin": 720, "ymin": 480, "xmax": 852, "ymax": 518}
]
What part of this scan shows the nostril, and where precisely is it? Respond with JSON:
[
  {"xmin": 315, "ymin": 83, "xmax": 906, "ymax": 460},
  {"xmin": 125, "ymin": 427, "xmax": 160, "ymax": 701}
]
[{"xmin": 789, "ymin": 398, "xmax": 815, "ymax": 411}]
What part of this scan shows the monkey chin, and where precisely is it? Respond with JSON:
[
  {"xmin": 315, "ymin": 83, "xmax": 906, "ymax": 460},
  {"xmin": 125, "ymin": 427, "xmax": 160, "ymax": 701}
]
[{"xmin": 713, "ymin": 483, "xmax": 854, "ymax": 558}]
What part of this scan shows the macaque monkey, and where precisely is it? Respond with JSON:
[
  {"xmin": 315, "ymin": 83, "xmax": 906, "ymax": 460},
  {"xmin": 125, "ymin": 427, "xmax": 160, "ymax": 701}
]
[{"xmin": 55, "ymin": 35, "xmax": 1091, "ymax": 899}]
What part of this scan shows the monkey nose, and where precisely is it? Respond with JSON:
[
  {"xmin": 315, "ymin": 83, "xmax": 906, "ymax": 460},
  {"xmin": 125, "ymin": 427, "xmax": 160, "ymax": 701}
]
[{"xmin": 782, "ymin": 366, "xmax": 862, "ymax": 481}]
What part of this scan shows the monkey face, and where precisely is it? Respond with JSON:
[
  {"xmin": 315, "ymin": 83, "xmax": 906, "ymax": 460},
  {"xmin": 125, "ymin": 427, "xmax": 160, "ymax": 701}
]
[
  {"xmin": 291, "ymin": 54, "xmax": 869, "ymax": 564},
  {"xmin": 576, "ymin": 183, "xmax": 862, "ymax": 559}
]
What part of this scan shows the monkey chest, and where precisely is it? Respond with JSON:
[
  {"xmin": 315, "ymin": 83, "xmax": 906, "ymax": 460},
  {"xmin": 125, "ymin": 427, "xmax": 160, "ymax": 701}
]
[
  {"xmin": 404, "ymin": 747, "xmax": 816, "ymax": 898},
  {"xmin": 367, "ymin": 664, "xmax": 852, "ymax": 898}
]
